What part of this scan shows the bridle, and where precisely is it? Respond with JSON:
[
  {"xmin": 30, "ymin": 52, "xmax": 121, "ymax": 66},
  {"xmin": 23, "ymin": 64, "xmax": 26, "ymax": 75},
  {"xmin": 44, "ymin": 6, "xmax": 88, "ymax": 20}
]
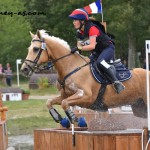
[
  {"xmin": 23, "ymin": 39, "xmax": 49, "ymax": 72},
  {"xmin": 23, "ymin": 38, "xmax": 90, "ymax": 88},
  {"xmin": 23, "ymin": 39, "xmax": 74, "ymax": 72}
]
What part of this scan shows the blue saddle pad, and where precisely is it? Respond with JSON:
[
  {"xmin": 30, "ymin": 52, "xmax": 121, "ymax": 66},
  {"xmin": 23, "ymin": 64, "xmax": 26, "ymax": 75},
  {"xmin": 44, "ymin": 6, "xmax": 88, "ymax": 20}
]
[{"xmin": 90, "ymin": 61, "xmax": 132, "ymax": 84}]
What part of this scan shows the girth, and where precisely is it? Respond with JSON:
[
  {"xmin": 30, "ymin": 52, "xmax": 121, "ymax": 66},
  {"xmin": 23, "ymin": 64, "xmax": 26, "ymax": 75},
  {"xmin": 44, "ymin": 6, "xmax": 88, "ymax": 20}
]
[{"xmin": 88, "ymin": 84, "xmax": 108, "ymax": 112}]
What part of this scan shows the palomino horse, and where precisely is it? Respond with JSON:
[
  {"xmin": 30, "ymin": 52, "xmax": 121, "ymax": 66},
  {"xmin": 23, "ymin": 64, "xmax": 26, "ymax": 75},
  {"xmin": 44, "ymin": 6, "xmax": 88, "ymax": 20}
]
[{"xmin": 21, "ymin": 30, "xmax": 149, "ymax": 128}]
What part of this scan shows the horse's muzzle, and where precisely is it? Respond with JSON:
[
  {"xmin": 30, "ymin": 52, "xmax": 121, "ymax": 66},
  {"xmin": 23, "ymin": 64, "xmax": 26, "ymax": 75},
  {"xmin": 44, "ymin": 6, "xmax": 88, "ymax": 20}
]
[{"xmin": 20, "ymin": 67, "xmax": 33, "ymax": 77}]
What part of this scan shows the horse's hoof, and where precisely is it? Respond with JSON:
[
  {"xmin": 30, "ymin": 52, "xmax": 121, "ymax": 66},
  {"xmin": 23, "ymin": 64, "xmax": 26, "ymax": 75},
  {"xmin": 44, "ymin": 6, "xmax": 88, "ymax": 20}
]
[
  {"xmin": 78, "ymin": 117, "xmax": 87, "ymax": 127},
  {"xmin": 60, "ymin": 117, "xmax": 70, "ymax": 128}
]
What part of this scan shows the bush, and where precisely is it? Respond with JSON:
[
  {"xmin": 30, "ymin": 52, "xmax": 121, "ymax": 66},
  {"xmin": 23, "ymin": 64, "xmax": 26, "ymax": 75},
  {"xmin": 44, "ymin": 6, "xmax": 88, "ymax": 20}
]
[
  {"xmin": 38, "ymin": 77, "xmax": 49, "ymax": 89},
  {"xmin": 21, "ymin": 88, "xmax": 30, "ymax": 94}
]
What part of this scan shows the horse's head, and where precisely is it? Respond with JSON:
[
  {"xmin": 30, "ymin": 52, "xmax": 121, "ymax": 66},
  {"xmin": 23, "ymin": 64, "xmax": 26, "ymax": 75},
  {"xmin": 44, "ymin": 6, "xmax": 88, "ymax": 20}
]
[{"xmin": 20, "ymin": 30, "xmax": 50, "ymax": 77}]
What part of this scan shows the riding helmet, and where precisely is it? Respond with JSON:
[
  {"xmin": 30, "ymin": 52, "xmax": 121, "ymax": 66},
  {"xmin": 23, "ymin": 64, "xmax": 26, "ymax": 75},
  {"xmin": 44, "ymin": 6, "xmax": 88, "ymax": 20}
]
[{"xmin": 69, "ymin": 8, "xmax": 89, "ymax": 20}]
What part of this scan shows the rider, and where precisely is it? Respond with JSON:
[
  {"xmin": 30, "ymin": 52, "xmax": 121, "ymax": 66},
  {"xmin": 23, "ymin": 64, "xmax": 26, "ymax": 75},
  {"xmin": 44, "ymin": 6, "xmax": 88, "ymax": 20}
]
[{"xmin": 69, "ymin": 8, "xmax": 125, "ymax": 94}]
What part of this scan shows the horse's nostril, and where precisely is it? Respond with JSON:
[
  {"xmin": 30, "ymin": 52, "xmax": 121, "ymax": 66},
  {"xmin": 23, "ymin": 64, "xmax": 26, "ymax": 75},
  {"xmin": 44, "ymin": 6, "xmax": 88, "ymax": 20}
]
[
  {"xmin": 24, "ymin": 68, "xmax": 29, "ymax": 73},
  {"xmin": 21, "ymin": 67, "xmax": 29, "ymax": 75}
]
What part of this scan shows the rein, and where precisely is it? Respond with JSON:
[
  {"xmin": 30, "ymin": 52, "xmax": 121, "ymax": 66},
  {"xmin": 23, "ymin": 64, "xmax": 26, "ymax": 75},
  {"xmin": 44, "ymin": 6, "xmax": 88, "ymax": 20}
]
[
  {"xmin": 24, "ymin": 38, "xmax": 91, "ymax": 89},
  {"xmin": 58, "ymin": 61, "xmax": 91, "ymax": 89},
  {"xmin": 24, "ymin": 39, "xmax": 74, "ymax": 72}
]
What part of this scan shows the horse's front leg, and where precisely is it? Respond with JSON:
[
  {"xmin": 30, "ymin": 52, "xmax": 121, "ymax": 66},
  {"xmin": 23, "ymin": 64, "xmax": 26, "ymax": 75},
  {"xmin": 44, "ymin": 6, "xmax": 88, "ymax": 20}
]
[
  {"xmin": 46, "ymin": 96, "xmax": 71, "ymax": 128},
  {"xmin": 46, "ymin": 96, "xmax": 63, "ymax": 123},
  {"xmin": 61, "ymin": 89, "xmax": 91, "ymax": 127}
]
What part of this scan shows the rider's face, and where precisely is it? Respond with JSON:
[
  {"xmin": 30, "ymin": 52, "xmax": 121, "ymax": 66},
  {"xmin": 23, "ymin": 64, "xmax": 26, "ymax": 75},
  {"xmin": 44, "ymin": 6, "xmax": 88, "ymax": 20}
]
[{"xmin": 73, "ymin": 20, "xmax": 82, "ymax": 29}]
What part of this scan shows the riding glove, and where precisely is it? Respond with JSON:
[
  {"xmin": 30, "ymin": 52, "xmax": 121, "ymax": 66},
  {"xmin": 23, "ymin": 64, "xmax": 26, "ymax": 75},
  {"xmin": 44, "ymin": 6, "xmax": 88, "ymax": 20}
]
[{"xmin": 71, "ymin": 47, "xmax": 78, "ymax": 53}]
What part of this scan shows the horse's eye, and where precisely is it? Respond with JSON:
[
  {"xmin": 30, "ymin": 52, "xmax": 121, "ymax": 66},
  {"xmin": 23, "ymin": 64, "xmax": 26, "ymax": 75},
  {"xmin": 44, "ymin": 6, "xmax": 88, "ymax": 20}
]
[{"xmin": 33, "ymin": 47, "xmax": 40, "ymax": 52}]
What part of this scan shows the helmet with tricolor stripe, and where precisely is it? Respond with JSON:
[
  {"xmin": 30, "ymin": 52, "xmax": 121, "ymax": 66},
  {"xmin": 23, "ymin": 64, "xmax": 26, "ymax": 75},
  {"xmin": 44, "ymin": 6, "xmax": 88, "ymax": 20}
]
[{"xmin": 69, "ymin": 8, "xmax": 89, "ymax": 20}]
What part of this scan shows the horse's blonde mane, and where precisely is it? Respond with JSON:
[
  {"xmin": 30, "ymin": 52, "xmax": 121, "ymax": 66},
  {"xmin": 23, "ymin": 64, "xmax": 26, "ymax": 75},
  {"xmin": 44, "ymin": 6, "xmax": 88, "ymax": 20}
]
[{"xmin": 39, "ymin": 30, "xmax": 70, "ymax": 50}]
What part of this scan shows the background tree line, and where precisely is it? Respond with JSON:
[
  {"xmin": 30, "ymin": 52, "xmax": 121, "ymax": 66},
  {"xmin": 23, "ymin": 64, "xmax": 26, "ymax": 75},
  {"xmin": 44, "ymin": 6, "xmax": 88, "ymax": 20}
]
[{"xmin": 0, "ymin": 0, "xmax": 149, "ymax": 70}]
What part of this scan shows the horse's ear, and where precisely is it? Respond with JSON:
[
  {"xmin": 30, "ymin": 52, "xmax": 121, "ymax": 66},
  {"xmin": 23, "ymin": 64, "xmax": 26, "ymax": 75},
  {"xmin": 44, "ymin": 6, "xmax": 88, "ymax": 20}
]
[
  {"xmin": 30, "ymin": 31, "xmax": 35, "ymax": 39},
  {"xmin": 36, "ymin": 30, "xmax": 41, "ymax": 40}
]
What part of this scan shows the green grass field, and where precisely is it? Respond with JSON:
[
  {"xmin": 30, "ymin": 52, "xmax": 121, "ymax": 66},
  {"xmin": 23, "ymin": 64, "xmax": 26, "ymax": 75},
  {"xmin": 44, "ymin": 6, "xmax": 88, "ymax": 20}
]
[
  {"xmin": 4, "ymin": 99, "xmax": 65, "ymax": 136},
  {"xmin": 2, "ymin": 79, "xmax": 65, "ymax": 136}
]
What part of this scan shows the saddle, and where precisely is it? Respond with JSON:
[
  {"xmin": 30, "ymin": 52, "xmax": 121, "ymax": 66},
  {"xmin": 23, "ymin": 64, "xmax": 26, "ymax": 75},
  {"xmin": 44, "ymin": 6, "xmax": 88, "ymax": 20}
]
[
  {"xmin": 88, "ymin": 59, "xmax": 132, "ymax": 112},
  {"xmin": 90, "ymin": 59, "xmax": 132, "ymax": 84}
]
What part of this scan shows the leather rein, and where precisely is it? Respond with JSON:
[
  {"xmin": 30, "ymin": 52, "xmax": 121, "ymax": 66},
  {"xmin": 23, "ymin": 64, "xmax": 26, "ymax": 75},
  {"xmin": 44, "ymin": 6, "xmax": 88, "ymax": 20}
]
[{"xmin": 24, "ymin": 39, "xmax": 90, "ymax": 88}]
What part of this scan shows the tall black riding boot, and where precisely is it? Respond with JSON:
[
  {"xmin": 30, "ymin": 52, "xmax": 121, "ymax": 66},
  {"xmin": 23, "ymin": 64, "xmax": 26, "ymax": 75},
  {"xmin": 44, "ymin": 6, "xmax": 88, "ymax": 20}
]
[{"xmin": 97, "ymin": 60, "xmax": 125, "ymax": 94}]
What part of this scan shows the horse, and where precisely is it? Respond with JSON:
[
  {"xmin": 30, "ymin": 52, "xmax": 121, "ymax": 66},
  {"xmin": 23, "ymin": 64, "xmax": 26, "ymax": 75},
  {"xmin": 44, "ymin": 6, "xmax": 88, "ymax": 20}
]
[{"xmin": 20, "ymin": 30, "xmax": 149, "ymax": 128}]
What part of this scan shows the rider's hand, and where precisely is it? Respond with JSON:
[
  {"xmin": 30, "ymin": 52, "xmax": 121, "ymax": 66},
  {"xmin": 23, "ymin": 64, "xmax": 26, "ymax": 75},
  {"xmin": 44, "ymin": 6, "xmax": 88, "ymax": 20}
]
[{"xmin": 71, "ymin": 47, "xmax": 78, "ymax": 53}]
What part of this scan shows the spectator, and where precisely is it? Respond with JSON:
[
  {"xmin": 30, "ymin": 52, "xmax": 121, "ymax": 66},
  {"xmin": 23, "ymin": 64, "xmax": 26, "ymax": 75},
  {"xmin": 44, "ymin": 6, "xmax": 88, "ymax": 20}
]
[
  {"xmin": 0, "ymin": 64, "xmax": 4, "ymax": 74},
  {"xmin": 0, "ymin": 64, "xmax": 5, "ymax": 85},
  {"xmin": 122, "ymin": 60, "xmax": 128, "ymax": 68},
  {"xmin": 4, "ymin": 63, "xmax": 13, "ymax": 86},
  {"xmin": 143, "ymin": 58, "xmax": 150, "ymax": 69}
]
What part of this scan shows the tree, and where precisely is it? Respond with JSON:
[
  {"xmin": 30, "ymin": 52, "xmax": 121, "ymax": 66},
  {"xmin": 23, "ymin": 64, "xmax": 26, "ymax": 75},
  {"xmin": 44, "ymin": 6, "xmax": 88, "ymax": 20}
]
[
  {"xmin": 0, "ymin": 0, "xmax": 31, "ymax": 70},
  {"xmin": 104, "ymin": 0, "xmax": 150, "ymax": 68},
  {"xmin": 24, "ymin": 0, "xmax": 95, "ymax": 46},
  {"xmin": 1, "ymin": 0, "xmax": 148, "ymax": 70}
]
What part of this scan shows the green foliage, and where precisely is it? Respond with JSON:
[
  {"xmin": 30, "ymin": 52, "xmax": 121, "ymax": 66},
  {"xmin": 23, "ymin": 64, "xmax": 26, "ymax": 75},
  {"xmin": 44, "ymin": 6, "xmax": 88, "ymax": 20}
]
[
  {"xmin": 21, "ymin": 88, "xmax": 30, "ymax": 94},
  {"xmin": 0, "ymin": 0, "xmax": 149, "ymax": 69},
  {"xmin": 24, "ymin": 0, "xmax": 96, "ymax": 47},
  {"xmin": 104, "ymin": 0, "xmax": 150, "ymax": 60},
  {"xmin": 30, "ymin": 86, "xmax": 58, "ymax": 95},
  {"xmin": 4, "ymin": 100, "xmax": 63, "ymax": 135},
  {"xmin": 38, "ymin": 77, "xmax": 49, "ymax": 89},
  {"xmin": 0, "ymin": 0, "xmax": 31, "ymax": 70}
]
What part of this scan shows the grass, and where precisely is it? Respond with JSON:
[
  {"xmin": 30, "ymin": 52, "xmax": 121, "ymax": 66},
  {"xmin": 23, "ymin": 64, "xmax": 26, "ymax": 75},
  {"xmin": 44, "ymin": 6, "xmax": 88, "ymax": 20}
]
[
  {"xmin": 4, "ymin": 99, "xmax": 65, "ymax": 136},
  {"xmin": 30, "ymin": 85, "xmax": 59, "ymax": 95},
  {"xmin": 1, "ymin": 78, "xmax": 64, "ymax": 136}
]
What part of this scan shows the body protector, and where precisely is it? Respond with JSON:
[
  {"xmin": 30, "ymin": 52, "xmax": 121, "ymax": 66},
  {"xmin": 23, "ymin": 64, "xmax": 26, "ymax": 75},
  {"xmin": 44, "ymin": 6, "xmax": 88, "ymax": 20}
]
[{"xmin": 77, "ymin": 20, "xmax": 113, "ymax": 55}]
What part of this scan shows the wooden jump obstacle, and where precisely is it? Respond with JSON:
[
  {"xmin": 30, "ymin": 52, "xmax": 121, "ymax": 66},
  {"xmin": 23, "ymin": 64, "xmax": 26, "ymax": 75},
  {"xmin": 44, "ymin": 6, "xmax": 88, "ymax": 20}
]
[
  {"xmin": 34, "ymin": 128, "xmax": 150, "ymax": 150},
  {"xmin": 0, "ymin": 92, "xmax": 8, "ymax": 150},
  {"xmin": 34, "ymin": 111, "xmax": 150, "ymax": 150}
]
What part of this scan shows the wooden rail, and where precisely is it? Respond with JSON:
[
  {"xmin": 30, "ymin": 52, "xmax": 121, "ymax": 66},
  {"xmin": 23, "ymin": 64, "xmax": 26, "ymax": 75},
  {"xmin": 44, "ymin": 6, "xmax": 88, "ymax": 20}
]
[
  {"xmin": 34, "ymin": 128, "xmax": 150, "ymax": 150},
  {"xmin": 0, "ymin": 121, "xmax": 8, "ymax": 150}
]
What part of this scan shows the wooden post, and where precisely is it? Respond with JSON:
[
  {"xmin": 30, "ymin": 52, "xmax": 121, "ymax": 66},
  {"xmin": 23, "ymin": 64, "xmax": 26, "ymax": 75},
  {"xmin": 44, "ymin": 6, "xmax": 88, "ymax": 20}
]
[
  {"xmin": 0, "ymin": 92, "xmax": 3, "ymax": 107},
  {"xmin": 0, "ymin": 92, "xmax": 8, "ymax": 150},
  {"xmin": 0, "ymin": 92, "xmax": 8, "ymax": 121},
  {"xmin": 143, "ymin": 127, "xmax": 150, "ymax": 150},
  {"xmin": 0, "ymin": 107, "xmax": 8, "ymax": 121}
]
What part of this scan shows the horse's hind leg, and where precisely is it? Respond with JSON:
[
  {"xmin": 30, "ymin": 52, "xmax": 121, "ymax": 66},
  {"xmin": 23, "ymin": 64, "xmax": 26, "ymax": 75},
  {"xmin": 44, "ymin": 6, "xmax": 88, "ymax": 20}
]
[{"xmin": 131, "ymin": 98, "xmax": 147, "ymax": 118}]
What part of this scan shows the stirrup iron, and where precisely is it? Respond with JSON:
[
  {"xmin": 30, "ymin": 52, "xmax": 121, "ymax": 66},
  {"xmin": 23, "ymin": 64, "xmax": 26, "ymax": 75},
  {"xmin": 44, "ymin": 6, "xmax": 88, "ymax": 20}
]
[{"xmin": 113, "ymin": 81, "xmax": 125, "ymax": 94}]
